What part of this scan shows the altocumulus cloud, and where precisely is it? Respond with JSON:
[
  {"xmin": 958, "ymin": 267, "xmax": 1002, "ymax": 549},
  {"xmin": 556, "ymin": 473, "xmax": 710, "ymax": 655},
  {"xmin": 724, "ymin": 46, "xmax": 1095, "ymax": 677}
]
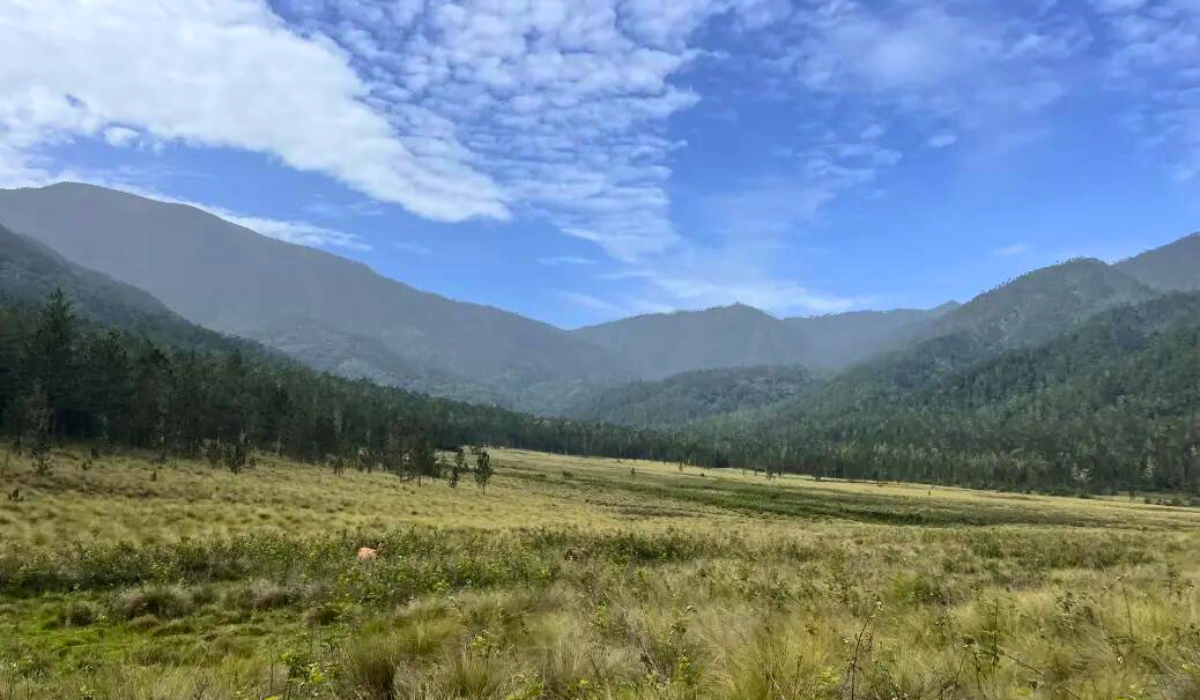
[
  {"xmin": 0, "ymin": 0, "xmax": 507, "ymax": 221},
  {"xmin": 4, "ymin": 0, "xmax": 1200, "ymax": 318}
]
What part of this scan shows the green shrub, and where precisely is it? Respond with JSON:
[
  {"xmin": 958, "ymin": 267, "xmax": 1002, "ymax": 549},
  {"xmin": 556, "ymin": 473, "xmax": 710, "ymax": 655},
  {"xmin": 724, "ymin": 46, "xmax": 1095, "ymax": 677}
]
[
  {"xmin": 56, "ymin": 599, "xmax": 97, "ymax": 627},
  {"xmin": 114, "ymin": 585, "xmax": 191, "ymax": 620}
]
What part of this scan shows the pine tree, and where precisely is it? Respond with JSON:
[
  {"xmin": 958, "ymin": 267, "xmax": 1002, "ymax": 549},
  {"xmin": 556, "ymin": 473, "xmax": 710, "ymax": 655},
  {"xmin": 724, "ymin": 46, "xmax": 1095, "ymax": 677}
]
[
  {"xmin": 474, "ymin": 449, "xmax": 493, "ymax": 492},
  {"xmin": 22, "ymin": 384, "xmax": 52, "ymax": 476},
  {"xmin": 450, "ymin": 450, "xmax": 466, "ymax": 488}
]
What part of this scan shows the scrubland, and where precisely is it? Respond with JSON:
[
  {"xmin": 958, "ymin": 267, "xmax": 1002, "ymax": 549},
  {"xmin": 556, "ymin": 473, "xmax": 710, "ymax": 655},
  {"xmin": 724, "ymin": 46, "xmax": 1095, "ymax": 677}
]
[{"xmin": 1, "ymin": 447, "xmax": 1198, "ymax": 699}]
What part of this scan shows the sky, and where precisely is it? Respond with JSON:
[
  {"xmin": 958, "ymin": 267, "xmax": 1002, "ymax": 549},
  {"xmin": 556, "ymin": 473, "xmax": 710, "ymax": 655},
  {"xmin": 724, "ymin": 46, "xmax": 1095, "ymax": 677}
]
[{"xmin": 2, "ymin": 0, "xmax": 1200, "ymax": 328}]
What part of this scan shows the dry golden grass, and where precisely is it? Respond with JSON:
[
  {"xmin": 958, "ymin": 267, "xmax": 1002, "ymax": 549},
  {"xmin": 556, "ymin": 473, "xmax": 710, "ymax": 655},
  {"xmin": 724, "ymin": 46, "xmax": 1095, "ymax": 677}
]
[{"xmin": 1, "ymin": 445, "xmax": 1198, "ymax": 700}]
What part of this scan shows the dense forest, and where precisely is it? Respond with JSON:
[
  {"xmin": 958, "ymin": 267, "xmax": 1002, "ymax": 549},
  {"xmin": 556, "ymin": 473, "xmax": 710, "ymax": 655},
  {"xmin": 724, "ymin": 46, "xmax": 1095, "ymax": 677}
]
[
  {"xmin": 563, "ymin": 365, "xmax": 817, "ymax": 428},
  {"xmin": 714, "ymin": 292, "xmax": 1200, "ymax": 495},
  {"xmin": 0, "ymin": 291, "xmax": 732, "ymax": 474},
  {"xmin": 1, "ymin": 275, "xmax": 1197, "ymax": 495}
]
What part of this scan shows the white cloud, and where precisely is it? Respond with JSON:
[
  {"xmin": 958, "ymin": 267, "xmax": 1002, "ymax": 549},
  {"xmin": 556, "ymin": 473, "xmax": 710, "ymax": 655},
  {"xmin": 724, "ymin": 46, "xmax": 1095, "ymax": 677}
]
[
  {"xmin": 214, "ymin": 211, "xmax": 373, "ymax": 251},
  {"xmin": 993, "ymin": 242, "xmax": 1033, "ymax": 257},
  {"xmin": 927, "ymin": 133, "xmax": 959, "ymax": 149},
  {"xmin": 755, "ymin": 0, "xmax": 1089, "ymax": 171},
  {"xmin": 394, "ymin": 242, "xmax": 432, "ymax": 255},
  {"xmin": 102, "ymin": 126, "xmax": 139, "ymax": 148},
  {"xmin": 1091, "ymin": 0, "xmax": 1200, "ymax": 181},
  {"xmin": 539, "ymin": 256, "xmax": 597, "ymax": 267},
  {"xmin": 561, "ymin": 291, "xmax": 627, "ymax": 315},
  {"xmin": 297, "ymin": 0, "xmax": 786, "ymax": 263},
  {"xmin": 0, "ymin": 0, "xmax": 507, "ymax": 221}
]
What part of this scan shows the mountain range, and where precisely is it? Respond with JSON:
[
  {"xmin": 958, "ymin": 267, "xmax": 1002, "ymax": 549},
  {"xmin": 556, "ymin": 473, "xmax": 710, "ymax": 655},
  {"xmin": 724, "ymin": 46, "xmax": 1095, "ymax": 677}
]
[{"xmin": 0, "ymin": 182, "xmax": 1197, "ymax": 426}]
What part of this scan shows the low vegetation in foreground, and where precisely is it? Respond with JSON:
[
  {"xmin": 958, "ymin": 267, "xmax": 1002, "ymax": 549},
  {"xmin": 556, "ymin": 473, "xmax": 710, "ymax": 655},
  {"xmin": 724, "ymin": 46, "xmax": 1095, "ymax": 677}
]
[{"xmin": 2, "ymin": 447, "xmax": 1200, "ymax": 700}]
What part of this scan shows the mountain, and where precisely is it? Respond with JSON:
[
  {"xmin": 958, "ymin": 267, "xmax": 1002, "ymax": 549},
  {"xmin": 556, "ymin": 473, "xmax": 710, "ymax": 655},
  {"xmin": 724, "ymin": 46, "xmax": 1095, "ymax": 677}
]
[
  {"xmin": 1115, "ymin": 232, "xmax": 1200, "ymax": 293},
  {"xmin": 918, "ymin": 258, "xmax": 1155, "ymax": 351},
  {"xmin": 573, "ymin": 304, "xmax": 810, "ymax": 379},
  {"xmin": 0, "ymin": 183, "xmax": 630, "ymax": 411},
  {"xmin": 710, "ymin": 257, "xmax": 1163, "ymax": 430},
  {"xmin": 563, "ymin": 364, "xmax": 818, "ymax": 427},
  {"xmin": 728, "ymin": 290, "xmax": 1200, "ymax": 491},
  {"xmin": 0, "ymin": 223, "xmax": 247, "ymax": 352},
  {"xmin": 922, "ymin": 291, "xmax": 1200, "ymax": 416},
  {"xmin": 783, "ymin": 302, "xmax": 960, "ymax": 369}
]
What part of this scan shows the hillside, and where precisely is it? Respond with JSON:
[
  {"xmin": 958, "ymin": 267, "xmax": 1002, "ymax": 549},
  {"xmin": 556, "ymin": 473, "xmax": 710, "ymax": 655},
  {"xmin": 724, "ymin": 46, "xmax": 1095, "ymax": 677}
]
[
  {"xmin": 733, "ymin": 291, "xmax": 1200, "ymax": 491},
  {"xmin": 704, "ymin": 259, "xmax": 1158, "ymax": 429},
  {"xmin": 923, "ymin": 291, "xmax": 1200, "ymax": 417},
  {"xmin": 563, "ymin": 364, "xmax": 818, "ymax": 427},
  {"xmin": 1116, "ymin": 231, "xmax": 1200, "ymax": 293},
  {"xmin": 783, "ymin": 302, "xmax": 959, "ymax": 369},
  {"xmin": 920, "ymin": 257, "xmax": 1155, "ymax": 351},
  {"xmin": 0, "ymin": 224, "xmax": 249, "ymax": 352},
  {"xmin": 574, "ymin": 303, "xmax": 809, "ymax": 379},
  {"xmin": 0, "ymin": 183, "xmax": 630, "ymax": 411}
]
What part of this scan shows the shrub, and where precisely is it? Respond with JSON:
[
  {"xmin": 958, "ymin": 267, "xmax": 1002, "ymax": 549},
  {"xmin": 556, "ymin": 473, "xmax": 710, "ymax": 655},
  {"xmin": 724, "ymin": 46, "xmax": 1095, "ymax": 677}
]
[
  {"xmin": 56, "ymin": 600, "xmax": 97, "ymax": 627},
  {"xmin": 340, "ymin": 635, "xmax": 400, "ymax": 700},
  {"xmin": 114, "ymin": 585, "xmax": 191, "ymax": 620},
  {"xmin": 223, "ymin": 580, "xmax": 299, "ymax": 611}
]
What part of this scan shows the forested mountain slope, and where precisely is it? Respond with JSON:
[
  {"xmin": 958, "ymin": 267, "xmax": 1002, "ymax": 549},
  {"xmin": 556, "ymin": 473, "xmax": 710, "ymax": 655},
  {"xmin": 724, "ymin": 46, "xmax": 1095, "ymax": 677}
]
[
  {"xmin": 919, "ymin": 258, "xmax": 1155, "ymax": 350},
  {"xmin": 1115, "ymin": 232, "xmax": 1200, "ymax": 293},
  {"xmin": 563, "ymin": 365, "xmax": 818, "ymax": 427},
  {"xmin": 0, "ymin": 288, "xmax": 727, "ymax": 472},
  {"xmin": 0, "ymin": 224, "xmax": 249, "ymax": 352},
  {"xmin": 731, "ymin": 292, "xmax": 1200, "ymax": 492},
  {"xmin": 574, "ymin": 303, "xmax": 809, "ymax": 379},
  {"xmin": 783, "ymin": 303, "xmax": 959, "ymax": 369},
  {"xmin": 0, "ymin": 183, "xmax": 630, "ymax": 411}
]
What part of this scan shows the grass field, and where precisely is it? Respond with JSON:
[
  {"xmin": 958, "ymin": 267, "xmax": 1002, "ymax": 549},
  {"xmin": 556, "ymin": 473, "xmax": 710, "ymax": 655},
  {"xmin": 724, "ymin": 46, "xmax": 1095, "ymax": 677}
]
[{"xmin": 2, "ymin": 447, "xmax": 1199, "ymax": 699}]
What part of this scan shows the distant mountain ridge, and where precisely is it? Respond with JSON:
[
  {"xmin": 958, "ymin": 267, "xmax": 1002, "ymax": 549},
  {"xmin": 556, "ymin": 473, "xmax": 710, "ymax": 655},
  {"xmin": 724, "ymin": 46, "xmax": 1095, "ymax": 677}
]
[
  {"xmin": 1116, "ymin": 232, "xmax": 1200, "ymax": 293},
  {"xmin": 919, "ymin": 258, "xmax": 1156, "ymax": 351},
  {"xmin": 783, "ymin": 302, "xmax": 960, "ymax": 369},
  {"xmin": 573, "ymin": 303, "xmax": 809, "ymax": 379},
  {"xmin": 724, "ymin": 257, "xmax": 1183, "ymax": 434},
  {"xmin": 0, "ymin": 183, "xmax": 631, "ymax": 413},
  {"xmin": 0, "ymin": 223, "xmax": 255, "ymax": 354},
  {"xmin": 2, "ymin": 182, "xmax": 1197, "ymax": 421},
  {"xmin": 563, "ymin": 364, "xmax": 818, "ymax": 427}
]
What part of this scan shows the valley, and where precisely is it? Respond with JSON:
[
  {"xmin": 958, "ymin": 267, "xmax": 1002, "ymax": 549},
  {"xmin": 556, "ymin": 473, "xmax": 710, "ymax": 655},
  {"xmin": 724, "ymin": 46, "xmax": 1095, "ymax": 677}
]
[{"xmin": 3, "ymin": 446, "xmax": 1198, "ymax": 699}]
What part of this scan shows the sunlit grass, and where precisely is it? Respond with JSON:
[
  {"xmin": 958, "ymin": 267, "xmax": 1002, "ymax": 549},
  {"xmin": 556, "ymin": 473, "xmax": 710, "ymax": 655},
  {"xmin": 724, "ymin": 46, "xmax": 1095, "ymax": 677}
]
[{"xmin": 1, "ymin": 445, "xmax": 1198, "ymax": 699}]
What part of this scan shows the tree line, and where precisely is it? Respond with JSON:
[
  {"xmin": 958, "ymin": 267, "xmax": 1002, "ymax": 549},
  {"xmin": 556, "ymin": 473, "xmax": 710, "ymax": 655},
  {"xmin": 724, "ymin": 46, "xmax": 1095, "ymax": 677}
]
[
  {"xmin": 2, "ymin": 290, "xmax": 1197, "ymax": 497},
  {"xmin": 0, "ymin": 291, "xmax": 727, "ymax": 477}
]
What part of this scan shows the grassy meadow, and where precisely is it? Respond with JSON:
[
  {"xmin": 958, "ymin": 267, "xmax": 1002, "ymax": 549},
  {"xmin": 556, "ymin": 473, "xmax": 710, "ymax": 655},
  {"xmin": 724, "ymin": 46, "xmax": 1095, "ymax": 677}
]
[{"xmin": 1, "ymin": 447, "xmax": 1199, "ymax": 700}]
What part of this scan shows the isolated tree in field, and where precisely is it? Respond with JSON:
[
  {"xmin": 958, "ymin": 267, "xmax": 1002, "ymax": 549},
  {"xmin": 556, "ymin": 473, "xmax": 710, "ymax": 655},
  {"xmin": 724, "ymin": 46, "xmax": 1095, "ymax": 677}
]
[
  {"xmin": 474, "ymin": 448, "xmax": 493, "ymax": 492},
  {"xmin": 407, "ymin": 438, "xmax": 442, "ymax": 484},
  {"xmin": 450, "ymin": 449, "xmax": 466, "ymax": 488},
  {"xmin": 224, "ymin": 431, "xmax": 249, "ymax": 474},
  {"xmin": 22, "ymin": 384, "xmax": 52, "ymax": 476}
]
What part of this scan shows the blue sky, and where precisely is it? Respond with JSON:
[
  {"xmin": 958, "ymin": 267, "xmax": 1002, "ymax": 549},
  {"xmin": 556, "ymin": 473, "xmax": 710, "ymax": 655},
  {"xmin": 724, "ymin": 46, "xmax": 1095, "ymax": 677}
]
[{"xmin": 3, "ymin": 0, "xmax": 1200, "ymax": 328}]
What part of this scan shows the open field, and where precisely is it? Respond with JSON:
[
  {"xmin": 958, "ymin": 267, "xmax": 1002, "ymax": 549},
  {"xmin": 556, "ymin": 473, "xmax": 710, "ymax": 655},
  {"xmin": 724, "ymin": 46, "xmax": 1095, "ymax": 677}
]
[{"xmin": 2, "ymin": 447, "xmax": 1199, "ymax": 699}]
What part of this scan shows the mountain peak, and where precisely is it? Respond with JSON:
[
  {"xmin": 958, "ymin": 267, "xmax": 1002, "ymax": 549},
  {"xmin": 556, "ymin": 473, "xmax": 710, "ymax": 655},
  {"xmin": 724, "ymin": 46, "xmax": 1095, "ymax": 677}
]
[
  {"xmin": 925, "ymin": 254, "xmax": 1154, "ymax": 350},
  {"xmin": 1116, "ymin": 231, "xmax": 1200, "ymax": 293}
]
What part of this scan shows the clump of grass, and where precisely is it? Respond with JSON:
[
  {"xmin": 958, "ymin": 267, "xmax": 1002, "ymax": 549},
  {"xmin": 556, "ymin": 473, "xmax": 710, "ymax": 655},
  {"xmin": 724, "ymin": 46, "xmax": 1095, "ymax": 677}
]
[
  {"xmin": 340, "ymin": 635, "xmax": 400, "ymax": 700},
  {"xmin": 222, "ymin": 580, "xmax": 299, "ymax": 611},
  {"xmin": 55, "ymin": 599, "xmax": 97, "ymax": 627},
  {"xmin": 114, "ymin": 585, "xmax": 191, "ymax": 620},
  {"xmin": 304, "ymin": 599, "xmax": 349, "ymax": 626}
]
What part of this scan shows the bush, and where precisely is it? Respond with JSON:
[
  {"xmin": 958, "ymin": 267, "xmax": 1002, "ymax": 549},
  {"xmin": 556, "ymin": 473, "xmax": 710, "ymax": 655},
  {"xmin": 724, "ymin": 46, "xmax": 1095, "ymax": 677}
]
[
  {"xmin": 56, "ymin": 600, "xmax": 97, "ymax": 627},
  {"xmin": 114, "ymin": 585, "xmax": 191, "ymax": 620},
  {"xmin": 223, "ymin": 580, "xmax": 299, "ymax": 612},
  {"xmin": 340, "ymin": 635, "xmax": 399, "ymax": 700}
]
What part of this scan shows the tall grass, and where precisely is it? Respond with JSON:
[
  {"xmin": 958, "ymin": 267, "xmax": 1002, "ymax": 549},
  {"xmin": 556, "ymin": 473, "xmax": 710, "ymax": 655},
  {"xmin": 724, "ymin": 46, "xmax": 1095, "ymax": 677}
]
[{"xmin": 1, "ymin": 446, "xmax": 1198, "ymax": 699}]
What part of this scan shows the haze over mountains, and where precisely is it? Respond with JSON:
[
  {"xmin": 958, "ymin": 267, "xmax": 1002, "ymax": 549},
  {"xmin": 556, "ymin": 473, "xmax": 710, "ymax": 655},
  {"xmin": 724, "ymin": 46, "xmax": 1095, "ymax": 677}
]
[{"xmin": 0, "ymin": 182, "xmax": 1197, "ymax": 425}]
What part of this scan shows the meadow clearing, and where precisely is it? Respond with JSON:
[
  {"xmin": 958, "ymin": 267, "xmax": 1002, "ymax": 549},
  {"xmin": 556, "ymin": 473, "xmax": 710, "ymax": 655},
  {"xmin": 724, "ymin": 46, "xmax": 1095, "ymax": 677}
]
[{"xmin": 1, "ymin": 447, "xmax": 1199, "ymax": 700}]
